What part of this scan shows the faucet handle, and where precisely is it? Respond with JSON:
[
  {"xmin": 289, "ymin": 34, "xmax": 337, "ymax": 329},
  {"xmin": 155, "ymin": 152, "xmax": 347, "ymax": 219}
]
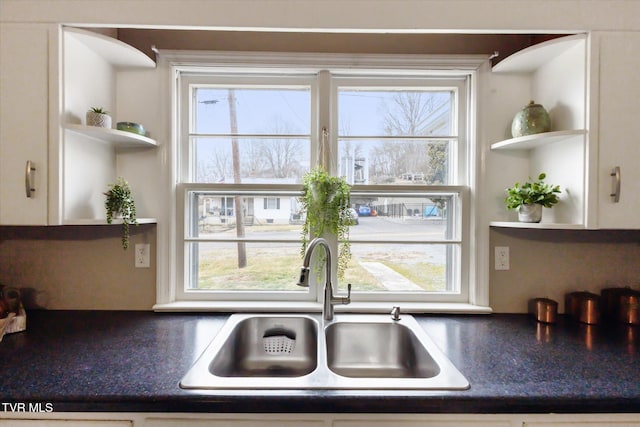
[{"xmin": 345, "ymin": 283, "xmax": 352, "ymax": 303}]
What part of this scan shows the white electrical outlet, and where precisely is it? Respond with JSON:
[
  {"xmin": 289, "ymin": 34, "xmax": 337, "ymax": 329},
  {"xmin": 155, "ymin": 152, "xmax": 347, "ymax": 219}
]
[
  {"xmin": 135, "ymin": 243, "xmax": 150, "ymax": 268},
  {"xmin": 494, "ymin": 246, "xmax": 510, "ymax": 270}
]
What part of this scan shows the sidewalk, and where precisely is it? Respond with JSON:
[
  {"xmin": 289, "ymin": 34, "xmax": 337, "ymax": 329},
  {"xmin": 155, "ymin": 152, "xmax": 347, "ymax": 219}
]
[{"xmin": 359, "ymin": 261, "xmax": 423, "ymax": 291}]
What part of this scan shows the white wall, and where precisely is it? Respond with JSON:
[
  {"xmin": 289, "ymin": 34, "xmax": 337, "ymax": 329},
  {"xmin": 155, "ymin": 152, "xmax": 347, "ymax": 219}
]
[
  {"xmin": 2, "ymin": 0, "xmax": 640, "ymax": 32},
  {"xmin": 2, "ymin": 0, "xmax": 640, "ymax": 311}
]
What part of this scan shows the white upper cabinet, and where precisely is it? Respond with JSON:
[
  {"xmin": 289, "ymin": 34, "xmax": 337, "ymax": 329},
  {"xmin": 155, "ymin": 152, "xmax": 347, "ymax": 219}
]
[
  {"xmin": 589, "ymin": 31, "xmax": 640, "ymax": 229},
  {"xmin": 0, "ymin": 24, "xmax": 58, "ymax": 225},
  {"xmin": 61, "ymin": 27, "xmax": 158, "ymax": 224},
  {"xmin": 487, "ymin": 35, "xmax": 588, "ymax": 229},
  {"xmin": 488, "ymin": 31, "xmax": 640, "ymax": 230},
  {"xmin": 0, "ymin": 25, "xmax": 158, "ymax": 226}
]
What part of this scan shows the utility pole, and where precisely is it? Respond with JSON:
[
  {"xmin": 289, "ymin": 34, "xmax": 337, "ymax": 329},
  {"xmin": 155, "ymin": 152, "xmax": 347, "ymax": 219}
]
[{"xmin": 228, "ymin": 89, "xmax": 247, "ymax": 268}]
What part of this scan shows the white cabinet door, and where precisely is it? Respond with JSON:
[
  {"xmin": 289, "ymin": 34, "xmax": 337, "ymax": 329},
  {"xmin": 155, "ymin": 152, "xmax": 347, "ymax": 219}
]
[
  {"xmin": 145, "ymin": 418, "xmax": 324, "ymax": 427},
  {"xmin": 595, "ymin": 31, "xmax": 640, "ymax": 228},
  {"xmin": 0, "ymin": 420, "xmax": 131, "ymax": 427},
  {"xmin": 0, "ymin": 24, "xmax": 52, "ymax": 225},
  {"xmin": 525, "ymin": 422, "xmax": 640, "ymax": 426},
  {"xmin": 334, "ymin": 421, "xmax": 511, "ymax": 427}
]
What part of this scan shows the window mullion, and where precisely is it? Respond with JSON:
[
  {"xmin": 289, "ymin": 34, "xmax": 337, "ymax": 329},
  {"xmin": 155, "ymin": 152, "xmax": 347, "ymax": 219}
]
[{"xmin": 317, "ymin": 69, "xmax": 332, "ymax": 171}]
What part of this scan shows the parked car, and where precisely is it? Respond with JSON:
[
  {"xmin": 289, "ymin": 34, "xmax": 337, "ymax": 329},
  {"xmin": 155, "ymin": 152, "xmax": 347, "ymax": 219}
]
[
  {"xmin": 347, "ymin": 208, "xmax": 359, "ymax": 225},
  {"xmin": 358, "ymin": 206, "xmax": 371, "ymax": 216}
]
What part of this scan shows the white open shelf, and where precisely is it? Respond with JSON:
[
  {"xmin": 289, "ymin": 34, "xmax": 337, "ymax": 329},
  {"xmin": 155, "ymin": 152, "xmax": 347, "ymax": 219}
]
[
  {"xmin": 65, "ymin": 124, "xmax": 157, "ymax": 148},
  {"xmin": 490, "ymin": 221, "xmax": 585, "ymax": 230},
  {"xmin": 493, "ymin": 34, "xmax": 586, "ymax": 73},
  {"xmin": 491, "ymin": 129, "xmax": 586, "ymax": 151},
  {"xmin": 64, "ymin": 27, "xmax": 155, "ymax": 69},
  {"xmin": 63, "ymin": 218, "xmax": 157, "ymax": 226}
]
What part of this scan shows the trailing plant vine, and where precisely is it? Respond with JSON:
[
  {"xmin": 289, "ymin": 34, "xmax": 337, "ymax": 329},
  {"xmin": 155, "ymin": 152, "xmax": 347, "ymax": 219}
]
[
  {"xmin": 104, "ymin": 177, "xmax": 138, "ymax": 250},
  {"xmin": 299, "ymin": 167, "xmax": 353, "ymax": 279}
]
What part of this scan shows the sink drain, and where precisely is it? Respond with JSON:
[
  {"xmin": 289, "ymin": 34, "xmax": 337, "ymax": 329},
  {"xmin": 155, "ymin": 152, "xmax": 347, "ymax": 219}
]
[{"xmin": 263, "ymin": 328, "xmax": 296, "ymax": 354}]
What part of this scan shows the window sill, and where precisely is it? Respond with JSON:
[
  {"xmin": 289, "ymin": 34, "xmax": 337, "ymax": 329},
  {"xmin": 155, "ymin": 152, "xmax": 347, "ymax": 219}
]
[{"xmin": 153, "ymin": 301, "xmax": 492, "ymax": 314}]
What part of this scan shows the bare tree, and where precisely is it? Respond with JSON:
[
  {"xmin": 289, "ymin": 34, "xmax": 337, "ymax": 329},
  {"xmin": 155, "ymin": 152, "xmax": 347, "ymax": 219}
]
[
  {"xmin": 197, "ymin": 150, "xmax": 231, "ymax": 182},
  {"xmin": 377, "ymin": 92, "xmax": 451, "ymax": 184},
  {"xmin": 243, "ymin": 119, "xmax": 304, "ymax": 179},
  {"xmin": 260, "ymin": 138, "xmax": 299, "ymax": 178}
]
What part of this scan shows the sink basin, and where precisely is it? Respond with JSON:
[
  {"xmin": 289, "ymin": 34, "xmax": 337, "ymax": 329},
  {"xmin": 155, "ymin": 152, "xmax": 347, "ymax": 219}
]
[
  {"xmin": 180, "ymin": 313, "xmax": 469, "ymax": 390},
  {"xmin": 210, "ymin": 316, "xmax": 317, "ymax": 377},
  {"xmin": 325, "ymin": 321, "xmax": 440, "ymax": 378}
]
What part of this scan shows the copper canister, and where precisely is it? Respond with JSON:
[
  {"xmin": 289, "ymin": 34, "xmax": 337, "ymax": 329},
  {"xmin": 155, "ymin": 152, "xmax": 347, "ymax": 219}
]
[
  {"xmin": 528, "ymin": 298, "xmax": 558, "ymax": 323},
  {"xmin": 619, "ymin": 289, "xmax": 640, "ymax": 325},
  {"xmin": 601, "ymin": 287, "xmax": 632, "ymax": 319},
  {"xmin": 566, "ymin": 291, "xmax": 600, "ymax": 324}
]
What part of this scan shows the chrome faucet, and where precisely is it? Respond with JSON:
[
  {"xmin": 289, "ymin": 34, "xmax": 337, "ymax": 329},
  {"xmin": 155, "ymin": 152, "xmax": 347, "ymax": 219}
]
[{"xmin": 296, "ymin": 237, "xmax": 351, "ymax": 320}]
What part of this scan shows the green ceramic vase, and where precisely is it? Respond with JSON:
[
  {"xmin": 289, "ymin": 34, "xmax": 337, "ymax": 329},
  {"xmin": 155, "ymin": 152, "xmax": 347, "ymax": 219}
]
[{"xmin": 511, "ymin": 101, "xmax": 551, "ymax": 138}]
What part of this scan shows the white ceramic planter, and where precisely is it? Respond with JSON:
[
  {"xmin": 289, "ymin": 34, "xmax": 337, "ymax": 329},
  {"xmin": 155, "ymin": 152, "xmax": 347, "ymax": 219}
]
[
  {"xmin": 518, "ymin": 203, "xmax": 542, "ymax": 223},
  {"xmin": 86, "ymin": 111, "xmax": 112, "ymax": 128}
]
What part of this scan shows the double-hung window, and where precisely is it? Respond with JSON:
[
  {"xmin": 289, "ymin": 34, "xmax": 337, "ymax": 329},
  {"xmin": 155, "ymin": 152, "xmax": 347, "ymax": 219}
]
[{"xmin": 174, "ymin": 53, "xmax": 475, "ymax": 307}]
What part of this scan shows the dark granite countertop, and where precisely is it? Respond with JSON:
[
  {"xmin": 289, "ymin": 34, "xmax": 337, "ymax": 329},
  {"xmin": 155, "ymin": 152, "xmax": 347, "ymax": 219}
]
[{"xmin": 0, "ymin": 310, "xmax": 639, "ymax": 413}]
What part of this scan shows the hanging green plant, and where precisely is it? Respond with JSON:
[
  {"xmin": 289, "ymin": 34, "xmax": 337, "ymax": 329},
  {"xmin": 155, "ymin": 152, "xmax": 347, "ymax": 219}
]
[
  {"xmin": 299, "ymin": 167, "xmax": 354, "ymax": 279},
  {"xmin": 104, "ymin": 177, "xmax": 138, "ymax": 250}
]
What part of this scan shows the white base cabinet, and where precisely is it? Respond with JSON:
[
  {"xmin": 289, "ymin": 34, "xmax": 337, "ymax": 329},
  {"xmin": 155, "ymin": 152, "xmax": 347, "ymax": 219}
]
[
  {"xmin": 0, "ymin": 419, "xmax": 131, "ymax": 427},
  {"xmin": 1, "ymin": 412, "xmax": 638, "ymax": 427}
]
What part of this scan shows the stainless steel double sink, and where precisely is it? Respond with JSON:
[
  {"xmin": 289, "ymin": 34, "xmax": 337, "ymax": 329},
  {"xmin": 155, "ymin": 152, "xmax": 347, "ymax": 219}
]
[{"xmin": 180, "ymin": 313, "xmax": 469, "ymax": 390}]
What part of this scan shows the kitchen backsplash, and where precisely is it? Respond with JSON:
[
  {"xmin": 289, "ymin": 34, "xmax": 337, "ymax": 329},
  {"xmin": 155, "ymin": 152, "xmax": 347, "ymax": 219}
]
[
  {"xmin": 0, "ymin": 225, "xmax": 156, "ymax": 310},
  {"xmin": 1, "ymin": 225, "xmax": 639, "ymax": 313}
]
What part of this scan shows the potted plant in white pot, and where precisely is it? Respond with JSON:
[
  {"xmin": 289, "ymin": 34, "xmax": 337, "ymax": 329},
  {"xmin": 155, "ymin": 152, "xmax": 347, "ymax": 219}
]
[
  {"xmin": 104, "ymin": 177, "xmax": 138, "ymax": 249},
  {"xmin": 299, "ymin": 167, "xmax": 354, "ymax": 279},
  {"xmin": 505, "ymin": 173, "xmax": 561, "ymax": 223},
  {"xmin": 86, "ymin": 107, "xmax": 112, "ymax": 128}
]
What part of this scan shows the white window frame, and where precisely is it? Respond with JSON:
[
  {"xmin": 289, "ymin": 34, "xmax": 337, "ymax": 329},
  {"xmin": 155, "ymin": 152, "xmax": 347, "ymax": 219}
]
[{"xmin": 154, "ymin": 51, "xmax": 490, "ymax": 313}]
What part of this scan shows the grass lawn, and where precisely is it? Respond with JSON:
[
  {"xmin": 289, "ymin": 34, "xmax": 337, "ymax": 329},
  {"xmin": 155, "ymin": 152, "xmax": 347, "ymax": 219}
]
[{"xmin": 197, "ymin": 246, "xmax": 446, "ymax": 292}]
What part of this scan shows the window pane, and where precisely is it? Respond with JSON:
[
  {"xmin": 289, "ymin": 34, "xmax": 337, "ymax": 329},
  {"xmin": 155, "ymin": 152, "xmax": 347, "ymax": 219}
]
[
  {"xmin": 194, "ymin": 88, "xmax": 311, "ymax": 135},
  {"xmin": 187, "ymin": 242, "xmax": 305, "ymax": 291},
  {"xmin": 188, "ymin": 191, "xmax": 303, "ymax": 239},
  {"xmin": 339, "ymin": 139, "xmax": 451, "ymax": 185},
  {"xmin": 193, "ymin": 137, "xmax": 310, "ymax": 183},
  {"xmin": 338, "ymin": 90, "xmax": 453, "ymax": 137},
  {"xmin": 348, "ymin": 193, "xmax": 459, "ymax": 241},
  {"xmin": 340, "ymin": 243, "xmax": 459, "ymax": 294}
]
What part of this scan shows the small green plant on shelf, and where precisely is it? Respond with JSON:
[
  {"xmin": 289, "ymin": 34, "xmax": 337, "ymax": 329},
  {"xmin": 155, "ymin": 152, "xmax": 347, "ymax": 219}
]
[
  {"xmin": 88, "ymin": 106, "xmax": 109, "ymax": 115},
  {"xmin": 86, "ymin": 106, "xmax": 112, "ymax": 128},
  {"xmin": 505, "ymin": 173, "xmax": 561, "ymax": 209},
  {"xmin": 299, "ymin": 167, "xmax": 354, "ymax": 279},
  {"xmin": 104, "ymin": 177, "xmax": 138, "ymax": 249},
  {"xmin": 505, "ymin": 173, "xmax": 561, "ymax": 223}
]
